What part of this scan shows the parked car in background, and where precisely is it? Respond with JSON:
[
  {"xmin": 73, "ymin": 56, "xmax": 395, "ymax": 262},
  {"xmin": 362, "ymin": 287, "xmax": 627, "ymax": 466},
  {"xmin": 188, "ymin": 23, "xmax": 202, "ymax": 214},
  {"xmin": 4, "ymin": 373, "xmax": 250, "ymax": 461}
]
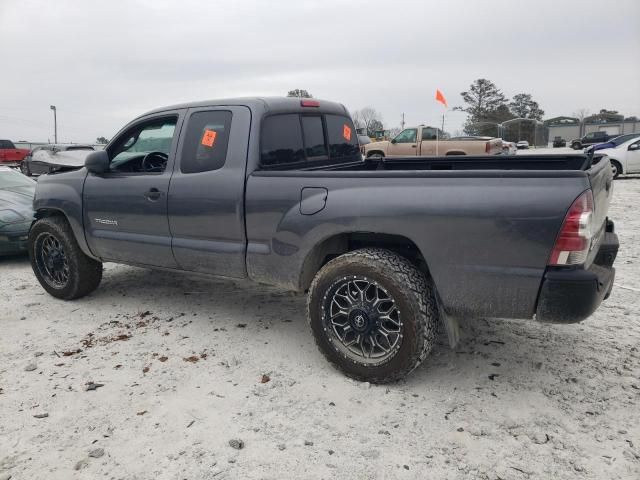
[
  {"xmin": 365, "ymin": 127, "xmax": 502, "ymax": 157},
  {"xmin": 21, "ymin": 144, "xmax": 95, "ymax": 176},
  {"xmin": 516, "ymin": 140, "xmax": 529, "ymax": 149},
  {"xmin": 0, "ymin": 166, "xmax": 35, "ymax": 255},
  {"xmin": 0, "ymin": 139, "xmax": 30, "ymax": 168},
  {"xmin": 571, "ymin": 131, "xmax": 618, "ymax": 150},
  {"xmin": 584, "ymin": 133, "xmax": 640, "ymax": 154},
  {"xmin": 596, "ymin": 137, "xmax": 640, "ymax": 178},
  {"xmin": 28, "ymin": 96, "xmax": 618, "ymax": 382},
  {"xmin": 500, "ymin": 140, "xmax": 517, "ymax": 155},
  {"xmin": 553, "ymin": 136, "xmax": 566, "ymax": 148}
]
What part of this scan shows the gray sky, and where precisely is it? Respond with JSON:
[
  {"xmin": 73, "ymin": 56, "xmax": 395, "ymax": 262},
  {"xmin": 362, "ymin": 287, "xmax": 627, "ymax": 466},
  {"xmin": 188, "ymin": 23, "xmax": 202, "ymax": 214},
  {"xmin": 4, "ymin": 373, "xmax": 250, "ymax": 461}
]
[{"xmin": 1, "ymin": 0, "xmax": 639, "ymax": 143}]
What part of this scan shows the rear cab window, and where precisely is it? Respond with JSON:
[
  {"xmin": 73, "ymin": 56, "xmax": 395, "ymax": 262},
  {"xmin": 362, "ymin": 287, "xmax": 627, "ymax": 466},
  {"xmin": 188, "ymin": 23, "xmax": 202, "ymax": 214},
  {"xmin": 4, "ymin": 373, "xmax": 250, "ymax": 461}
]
[{"xmin": 260, "ymin": 113, "xmax": 359, "ymax": 169}]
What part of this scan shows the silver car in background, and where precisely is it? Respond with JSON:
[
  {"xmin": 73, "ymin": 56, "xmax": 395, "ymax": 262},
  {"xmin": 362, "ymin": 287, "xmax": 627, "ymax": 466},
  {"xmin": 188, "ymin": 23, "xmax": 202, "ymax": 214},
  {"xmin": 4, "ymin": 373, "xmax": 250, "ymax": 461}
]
[{"xmin": 21, "ymin": 144, "xmax": 95, "ymax": 176}]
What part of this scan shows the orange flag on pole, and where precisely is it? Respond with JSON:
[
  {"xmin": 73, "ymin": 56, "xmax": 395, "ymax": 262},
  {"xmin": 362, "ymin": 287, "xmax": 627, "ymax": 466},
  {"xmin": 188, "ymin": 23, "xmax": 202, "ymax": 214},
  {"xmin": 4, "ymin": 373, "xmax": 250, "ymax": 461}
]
[{"xmin": 435, "ymin": 89, "xmax": 448, "ymax": 108}]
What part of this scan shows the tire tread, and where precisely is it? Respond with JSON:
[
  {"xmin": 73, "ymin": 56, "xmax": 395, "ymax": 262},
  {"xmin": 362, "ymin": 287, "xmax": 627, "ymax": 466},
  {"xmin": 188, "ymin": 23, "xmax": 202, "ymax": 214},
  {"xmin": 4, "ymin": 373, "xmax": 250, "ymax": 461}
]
[{"xmin": 307, "ymin": 248, "xmax": 438, "ymax": 383}]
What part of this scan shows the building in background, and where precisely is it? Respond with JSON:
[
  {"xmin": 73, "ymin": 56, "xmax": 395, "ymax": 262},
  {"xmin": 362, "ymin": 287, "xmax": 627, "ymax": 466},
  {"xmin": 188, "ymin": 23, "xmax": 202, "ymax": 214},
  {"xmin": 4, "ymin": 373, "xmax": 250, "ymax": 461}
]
[{"xmin": 546, "ymin": 111, "xmax": 640, "ymax": 144}]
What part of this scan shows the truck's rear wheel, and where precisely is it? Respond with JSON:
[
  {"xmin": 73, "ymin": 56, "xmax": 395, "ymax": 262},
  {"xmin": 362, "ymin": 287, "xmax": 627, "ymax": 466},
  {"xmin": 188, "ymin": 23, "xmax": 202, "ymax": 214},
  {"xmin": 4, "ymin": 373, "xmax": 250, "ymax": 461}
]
[
  {"xmin": 571, "ymin": 141, "xmax": 582, "ymax": 150},
  {"xmin": 366, "ymin": 151, "xmax": 385, "ymax": 158},
  {"xmin": 307, "ymin": 248, "xmax": 438, "ymax": 383},
  {"xmin": 29, "ymin": 216, "xmax": 103, "ymax": 300}
]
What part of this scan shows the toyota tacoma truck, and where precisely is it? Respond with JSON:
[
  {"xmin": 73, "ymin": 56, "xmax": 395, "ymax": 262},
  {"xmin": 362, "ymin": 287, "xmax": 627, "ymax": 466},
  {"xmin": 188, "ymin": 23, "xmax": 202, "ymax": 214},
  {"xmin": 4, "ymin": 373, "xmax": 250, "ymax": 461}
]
[
  {"xmin": 0, "ymin": 139, "xmax": 30, "ymax": 168},
  {"xmin": 28, "ymin": 97, "xmax": 619, "ymax": 383},
  {"xmin": 364, "ymin": 126, "xmax": 503, "ymax": 157}
]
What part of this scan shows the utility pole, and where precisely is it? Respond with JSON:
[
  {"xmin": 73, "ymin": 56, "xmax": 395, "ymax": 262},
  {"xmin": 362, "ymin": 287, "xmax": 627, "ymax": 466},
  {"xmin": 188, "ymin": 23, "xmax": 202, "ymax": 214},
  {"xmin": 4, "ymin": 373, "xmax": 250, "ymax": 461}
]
[
  {"xmin": 50, "ymin": 105, "xmax": 57, "ymax": 143},
  {"xmin": 401, "ymin": 113, "xmax": 405, "ymax": 130}
]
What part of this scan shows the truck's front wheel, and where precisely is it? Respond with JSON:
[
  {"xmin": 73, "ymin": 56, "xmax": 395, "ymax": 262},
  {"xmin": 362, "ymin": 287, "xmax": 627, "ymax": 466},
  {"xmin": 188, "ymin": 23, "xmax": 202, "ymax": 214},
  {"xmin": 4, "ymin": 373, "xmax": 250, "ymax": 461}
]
[
  {"xmin": 307, "ymin": 248, "xmax": 438, "ymax": 383},
  {"xmin": 29, "ymin": 216, "xmax": 103, "ymax": 300}
]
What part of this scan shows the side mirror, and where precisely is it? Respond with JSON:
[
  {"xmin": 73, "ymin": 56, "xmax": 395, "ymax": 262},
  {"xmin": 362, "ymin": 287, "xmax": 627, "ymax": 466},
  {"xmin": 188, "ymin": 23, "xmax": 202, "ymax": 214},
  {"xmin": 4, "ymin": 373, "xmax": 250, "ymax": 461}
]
[
  {"xmin": 390, "ymin": 138, "xmax": 397, "ymax": 144},
  {"xmin": 629, "ymin": 144, "xmax": 639, "ymax": 151},
  {"xmin": 85, "ymin": 150, "xmax": 110, "ymax": 174}
]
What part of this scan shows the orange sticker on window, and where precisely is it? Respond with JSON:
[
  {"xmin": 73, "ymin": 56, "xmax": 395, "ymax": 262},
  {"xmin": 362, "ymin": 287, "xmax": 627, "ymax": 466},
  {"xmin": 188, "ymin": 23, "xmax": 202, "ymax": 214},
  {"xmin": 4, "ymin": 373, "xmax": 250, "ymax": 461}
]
[
  {"xmin": 343, "ymin": 124, "xmax": 352, "ymax": 141},
  {"xmin": 201, "ymin": 129, "xmax": 217, "ymax": 147}
]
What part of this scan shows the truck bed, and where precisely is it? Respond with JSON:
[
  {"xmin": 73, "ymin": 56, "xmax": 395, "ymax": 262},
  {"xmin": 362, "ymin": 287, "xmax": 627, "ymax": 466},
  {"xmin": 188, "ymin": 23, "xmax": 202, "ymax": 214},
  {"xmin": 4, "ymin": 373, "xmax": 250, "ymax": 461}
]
[
  {"xmin": 247, "ymin": 153, "xmax": 612, "ymax": 320},
  {"xmin": 326, "ymin": 154, "xmax": 593, "ymax": 172}
]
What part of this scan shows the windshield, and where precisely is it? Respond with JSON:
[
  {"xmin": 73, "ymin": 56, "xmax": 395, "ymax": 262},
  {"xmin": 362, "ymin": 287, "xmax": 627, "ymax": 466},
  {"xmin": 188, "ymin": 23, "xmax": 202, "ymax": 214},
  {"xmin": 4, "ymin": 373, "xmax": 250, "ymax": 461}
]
[
  {"xmin": 612, "ymin": 134, "xmax": 640, "ymax": 147},
  {"xmin": 0, "ymin": 169, "xmax": 36, "ymax": 189}
]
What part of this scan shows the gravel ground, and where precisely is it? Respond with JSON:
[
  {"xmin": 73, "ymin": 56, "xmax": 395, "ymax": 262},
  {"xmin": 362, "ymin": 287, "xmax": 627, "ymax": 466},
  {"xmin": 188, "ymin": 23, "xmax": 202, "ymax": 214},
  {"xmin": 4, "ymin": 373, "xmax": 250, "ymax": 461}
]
[{"xmin": 1, "ymin": 177, "xmax": 639, "ymax": 480}]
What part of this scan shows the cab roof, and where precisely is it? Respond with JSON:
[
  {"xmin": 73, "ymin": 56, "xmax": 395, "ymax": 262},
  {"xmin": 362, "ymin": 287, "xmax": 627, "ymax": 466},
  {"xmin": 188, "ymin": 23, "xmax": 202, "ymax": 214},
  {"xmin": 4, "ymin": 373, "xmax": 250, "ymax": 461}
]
[{"xmin": 141, "ymin": 96, "xmax": 349, "ymax": 118}]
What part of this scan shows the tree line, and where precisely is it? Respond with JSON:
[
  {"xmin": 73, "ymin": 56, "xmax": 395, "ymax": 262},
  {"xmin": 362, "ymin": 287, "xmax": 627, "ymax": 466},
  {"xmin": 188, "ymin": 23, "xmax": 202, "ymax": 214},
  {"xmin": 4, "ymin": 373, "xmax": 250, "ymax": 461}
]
[{"xmin": 287, "ymin": 81, "xmax": 545, "ymax": 138}]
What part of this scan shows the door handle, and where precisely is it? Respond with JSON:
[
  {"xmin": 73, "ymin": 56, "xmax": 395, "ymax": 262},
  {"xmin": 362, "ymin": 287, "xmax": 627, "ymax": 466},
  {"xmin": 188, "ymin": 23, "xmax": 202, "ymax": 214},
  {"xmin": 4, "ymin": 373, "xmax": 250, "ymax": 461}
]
[
  {"xmin": 144, "ymin": 188, "xmax": 162, "ymax": 201},
  {"xmin": 411, "ymin": 145, "xmax": 417, "ymax": 148}
]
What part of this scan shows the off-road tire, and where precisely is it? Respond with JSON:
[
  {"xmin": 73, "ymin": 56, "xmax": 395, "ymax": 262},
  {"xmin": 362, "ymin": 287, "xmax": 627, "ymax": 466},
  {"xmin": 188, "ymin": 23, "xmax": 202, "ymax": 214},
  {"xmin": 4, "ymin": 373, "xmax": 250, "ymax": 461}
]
[
  {"xmin": 29, "ymin": 216, "xmax": 103, "ymax": 300},
  {"xmin": 307, "ymin": 248, "xmax": 438, "ymax": 383}
]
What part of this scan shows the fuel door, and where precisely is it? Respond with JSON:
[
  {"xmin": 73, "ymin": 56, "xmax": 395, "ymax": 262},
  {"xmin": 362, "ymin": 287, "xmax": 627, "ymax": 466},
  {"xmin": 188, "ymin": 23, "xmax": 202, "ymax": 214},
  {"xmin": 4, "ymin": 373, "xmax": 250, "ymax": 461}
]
[{"xmin": 300, "ymin": 187, "xmax": 328, "ymax": 215}]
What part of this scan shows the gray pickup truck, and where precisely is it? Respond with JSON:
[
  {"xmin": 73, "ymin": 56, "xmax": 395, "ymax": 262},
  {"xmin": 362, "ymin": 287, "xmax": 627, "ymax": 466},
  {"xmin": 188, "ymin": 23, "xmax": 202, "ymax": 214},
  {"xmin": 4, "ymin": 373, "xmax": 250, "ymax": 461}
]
[{"xmin": 28, "ymin": 97, "xmax": 619, "ymax": 383}]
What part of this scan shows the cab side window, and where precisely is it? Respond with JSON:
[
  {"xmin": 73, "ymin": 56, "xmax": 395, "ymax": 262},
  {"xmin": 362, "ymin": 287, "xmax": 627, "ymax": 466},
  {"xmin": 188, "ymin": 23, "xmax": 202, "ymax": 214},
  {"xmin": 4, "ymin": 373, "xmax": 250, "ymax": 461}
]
[
  {"xmin": 421, "ymin": 128, "xmax": 438, "ymax": 140},
  {"xmin": 109, "ymin": 117, "xmax": 177, "ymax": 173},
  {"xmin": 394, "ymin": 129, "xmax": 417, "ymax": 143},
  {"xmin": 180, "ymin": 111, "xmax": 233, "ymax": 174}
]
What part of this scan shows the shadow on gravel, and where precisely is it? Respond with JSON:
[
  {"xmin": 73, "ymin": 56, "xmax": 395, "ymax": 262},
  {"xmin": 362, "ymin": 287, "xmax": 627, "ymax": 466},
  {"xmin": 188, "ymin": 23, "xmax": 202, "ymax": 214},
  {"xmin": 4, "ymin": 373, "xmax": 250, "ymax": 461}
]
[
  {"xmin": 75, "ymin": 264, "xmax": 622, "ymax": 392},
  {"xmin": 0, "ymin": 253, "xmax": 29, "ymax": 265}
]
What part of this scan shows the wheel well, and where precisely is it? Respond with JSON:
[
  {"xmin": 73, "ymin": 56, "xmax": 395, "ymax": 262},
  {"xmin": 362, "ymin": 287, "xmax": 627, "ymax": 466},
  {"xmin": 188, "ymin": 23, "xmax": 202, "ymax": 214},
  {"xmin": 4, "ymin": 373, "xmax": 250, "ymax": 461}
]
[
  {"xmin": 366, "ymin": 150, "xmax": 385, "ymax": 157},
  {"xmin": 610, "ymin": 159, "xmax": 623, "ymax": 173},
  {"xmin": 300, "ymin": 232, "xmax": 428, "ymax": 291},
  {"xmin": 35, "ymin": 208, "xmax": 67, "ymax": 221},
  {"xmin": 445, "ymin": 151, "xmax": 466, "ymax": 156}
]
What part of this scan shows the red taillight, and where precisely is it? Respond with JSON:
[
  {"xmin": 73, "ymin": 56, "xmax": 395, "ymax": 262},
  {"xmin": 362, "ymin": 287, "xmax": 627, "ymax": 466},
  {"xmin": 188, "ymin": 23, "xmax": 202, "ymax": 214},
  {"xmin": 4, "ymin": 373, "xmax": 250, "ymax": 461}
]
[
  {"xmin": 549, "ymin": 190, "xmax": 594, "ymax": 266},
  {"xmin": 485, "ymin": 141, "xmax": 491, "ymax": 154},
  {"xmin": 300, "ymin": 100, "xmax": 320, "ymax": 107}
]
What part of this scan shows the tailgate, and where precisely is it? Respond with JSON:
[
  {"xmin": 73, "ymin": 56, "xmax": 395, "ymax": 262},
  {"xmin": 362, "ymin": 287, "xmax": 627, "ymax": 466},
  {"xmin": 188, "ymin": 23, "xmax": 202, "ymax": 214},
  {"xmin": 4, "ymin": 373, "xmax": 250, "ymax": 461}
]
[
  {"xmin": 488, "ymin": 138, "xmax": 502, "ymax": 154},
  {"xmin": 586, "ymin": 157, "xmax": 614, "ymax": 264}
]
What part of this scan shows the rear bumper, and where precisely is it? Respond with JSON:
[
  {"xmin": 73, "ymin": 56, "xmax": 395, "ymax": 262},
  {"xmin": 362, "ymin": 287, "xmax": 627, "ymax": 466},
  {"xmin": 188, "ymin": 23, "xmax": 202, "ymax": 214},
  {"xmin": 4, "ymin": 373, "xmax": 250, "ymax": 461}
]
[{"xmin": 536, "ymin": 221, "xmax": 619, "ymax": 324}]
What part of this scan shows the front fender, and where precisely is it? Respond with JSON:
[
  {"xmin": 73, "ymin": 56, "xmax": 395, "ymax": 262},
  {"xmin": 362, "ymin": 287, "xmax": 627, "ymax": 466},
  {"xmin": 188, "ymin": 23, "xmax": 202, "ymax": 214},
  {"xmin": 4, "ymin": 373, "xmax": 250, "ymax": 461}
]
[{"xmin": 33, "ymin": 169, "xmax": 97, "ymax": 260}]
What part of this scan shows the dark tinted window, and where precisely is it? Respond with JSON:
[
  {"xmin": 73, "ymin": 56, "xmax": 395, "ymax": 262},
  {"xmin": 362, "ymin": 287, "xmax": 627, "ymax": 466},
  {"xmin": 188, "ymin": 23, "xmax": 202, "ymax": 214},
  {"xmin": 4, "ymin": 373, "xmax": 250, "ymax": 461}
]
[
  {"xmin": 0, "ymin": 140, "xmax": 15, "ymax": 149},
  {"xmin": 422, "ymin": 128, "xmax": 437, "ymax": 140},
  {"xmin": 260, "ymin": 114, "xmax": 304, "ymax": 167},
  {"xmin": 181, "ymin": 111, "xmax": 232, "ymax": 173},
  {"xmin": 301, "ymin": 116, "xmax": 327, "ymax": 158},
  {"xmin": 325, "ymin": 115, "xmax": 359, "ymax": 160}
]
